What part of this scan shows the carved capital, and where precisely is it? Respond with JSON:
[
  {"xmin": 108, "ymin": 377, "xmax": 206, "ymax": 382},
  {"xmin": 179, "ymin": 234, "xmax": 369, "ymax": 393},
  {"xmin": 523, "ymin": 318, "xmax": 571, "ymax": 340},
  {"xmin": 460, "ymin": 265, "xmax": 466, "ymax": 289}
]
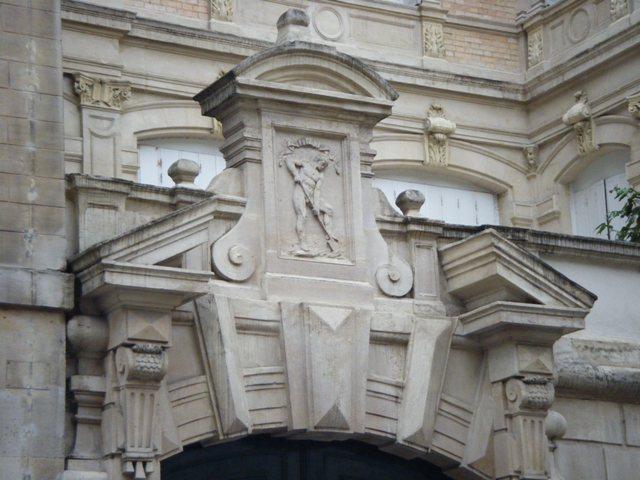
[
  {"xmin": 74, "ymin": 74, "xmax": 131, "ymax": 110},
  {"xmin": 113, "ymin": 343, "xmax": 168, "ymax": 479},
  {"xmin": 424, "ymin": 104, "xmax": 455, "ymax": 166},
  {"xmin": 505, "ymin": 375, "xmax": 555, "ymax": 412},
  {"xmin": 562, "ymin": 90, "xmax": 598, "ymax": 156},
  {"xmin": 527, "ymin": 28, "xmax": 543, "ymax": 67},
  {"xmin": 423, "ymin": 22, "xmax": 445, "ymax": 58},
  {"xmin": 494, "ymin": 374, "xmax": 554, "ymax": 479}
]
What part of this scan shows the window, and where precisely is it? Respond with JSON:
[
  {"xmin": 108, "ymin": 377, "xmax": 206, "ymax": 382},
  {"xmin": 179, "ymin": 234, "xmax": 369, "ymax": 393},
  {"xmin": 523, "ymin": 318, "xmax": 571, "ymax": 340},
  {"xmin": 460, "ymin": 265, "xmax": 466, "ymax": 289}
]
[
  {"xmin": 138, "ymin": 137, "xmax": 225, "ymax": 189},
  {"xmin": 374, "ymin": 175, "xmax": 500, "ymax": 226},
  {"xmin": 570, "ymin": 151, "xmax": 629, "ymax": 239}
]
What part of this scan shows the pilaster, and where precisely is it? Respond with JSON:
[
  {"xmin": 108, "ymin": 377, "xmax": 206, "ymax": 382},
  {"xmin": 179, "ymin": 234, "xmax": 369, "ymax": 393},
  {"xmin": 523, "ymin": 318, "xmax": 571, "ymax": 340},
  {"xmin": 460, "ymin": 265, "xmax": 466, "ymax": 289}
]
[{"xmin": 74, "ymin": 74, "xmax": 131, "ymax": 178}]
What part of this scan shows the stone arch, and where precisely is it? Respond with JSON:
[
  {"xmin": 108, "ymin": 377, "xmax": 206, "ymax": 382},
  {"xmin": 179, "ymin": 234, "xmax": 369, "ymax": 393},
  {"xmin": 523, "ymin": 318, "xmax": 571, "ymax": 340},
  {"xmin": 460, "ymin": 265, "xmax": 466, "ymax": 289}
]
[
  {"xmin": 535, "ymin": 115, "xmax": 638, "ymax": 232},
  {"xmin": 161, "ymin": 435, "xmax": 451, "ymax": 480},
  {"xmin": 540, "ymin": 116, "xmax": 637, "ymax": 184}
]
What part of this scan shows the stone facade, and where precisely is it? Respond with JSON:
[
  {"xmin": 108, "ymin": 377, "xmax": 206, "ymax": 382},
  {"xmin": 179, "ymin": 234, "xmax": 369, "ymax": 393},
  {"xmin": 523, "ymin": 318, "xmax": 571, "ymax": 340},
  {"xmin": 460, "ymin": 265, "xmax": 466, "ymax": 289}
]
[{"xmin": 1, "ymin": 1, "xmax": 640, "ymax": 480}]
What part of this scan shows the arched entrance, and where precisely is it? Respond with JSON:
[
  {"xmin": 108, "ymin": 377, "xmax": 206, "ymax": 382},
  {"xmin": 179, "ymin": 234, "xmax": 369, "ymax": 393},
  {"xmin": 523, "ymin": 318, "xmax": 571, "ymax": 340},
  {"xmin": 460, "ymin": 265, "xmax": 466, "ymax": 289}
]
[{"xmin": 162, "ymin": 436, "xmax": 450, "ymax": 480}]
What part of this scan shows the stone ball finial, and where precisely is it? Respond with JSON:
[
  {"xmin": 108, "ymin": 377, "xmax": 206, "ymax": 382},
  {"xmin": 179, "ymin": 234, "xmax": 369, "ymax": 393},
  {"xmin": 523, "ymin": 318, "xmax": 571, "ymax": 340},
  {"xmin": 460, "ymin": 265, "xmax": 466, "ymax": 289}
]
[
  {"xmin": 545, "ymin": 410, "xmax": 567, "ymax": 441},
  {"xmin": 395, "ymin": 189, "xmax": 425, "ymax": 216},
  {"xmin": 276, "ymin": 8, "xmax": 310, "ymax": 44},
  {"xmin": 168, "ymin": 158, "xmax": 201, "ymax": 189}
]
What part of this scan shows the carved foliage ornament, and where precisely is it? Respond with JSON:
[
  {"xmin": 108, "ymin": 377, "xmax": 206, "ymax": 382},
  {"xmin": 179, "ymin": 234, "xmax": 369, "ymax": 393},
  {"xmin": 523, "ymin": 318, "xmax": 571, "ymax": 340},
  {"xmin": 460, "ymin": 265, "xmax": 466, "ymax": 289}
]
[
  {"xmin": 74, "ymin": 74, "xmax": 131, "ymax": 110},
  {"xmin": 114, "ymin": 343, "xmax": 168, "ymax": 480},
  {"xmin": 424, "ymin": 104, "xmax": 456, "ymax": 166},
  {"xmin": 562, "ymin": 90, "xmax": 598, "ymax": 156},
  {"xmin": 527, "ymin": 28, "xmax": 543, "ymax": 67},
  {"xmin": 280, "ymin": 138, "xmax": 342, "ymax": 259},
  {"xmin": 423, "ymin": 22, "xmax": 445, "ymax": 58},
  {"xmin": 498, "ymin": 375, "xmax": 555, "ymax": 478},
  {"xmin": 211, "ymin": 0, "xmax": 232, "ymax": 21},
  {"xmin": 610, "ymin": 0, "xmax": 628, "ymax": 19}
]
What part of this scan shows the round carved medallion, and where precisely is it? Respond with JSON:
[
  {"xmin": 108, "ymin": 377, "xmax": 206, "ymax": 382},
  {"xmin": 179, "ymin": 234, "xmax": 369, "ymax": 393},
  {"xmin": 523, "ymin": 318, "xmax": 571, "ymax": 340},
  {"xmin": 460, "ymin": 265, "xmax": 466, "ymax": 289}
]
[
  {"xmin": 567, "ymin": 8, "xmax": 591, "ymax": 43},
  {"xmin": 313, "ymin": 7, "xmax": 344, "ymax": 41}
]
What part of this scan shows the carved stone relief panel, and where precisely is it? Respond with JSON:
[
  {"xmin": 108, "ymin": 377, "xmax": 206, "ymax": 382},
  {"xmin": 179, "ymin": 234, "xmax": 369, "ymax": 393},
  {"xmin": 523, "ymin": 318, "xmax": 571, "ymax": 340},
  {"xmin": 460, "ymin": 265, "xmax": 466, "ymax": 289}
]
[
  {"xmin": 610, "ymin": 0, "xmax": 628, "ymax": 19},
  {"xmin": 423, "ymin": 22, "xmax": 445, "ymax": 58},
  {"xmin": 210, "ymin": 0, "xmax": 233, "ymax": 21},
  {"xmin": 274, "ymin": 133, "xmax": 351, "ymax": 262},
  {"xmin": 527, "ymin": 28, "xmax": 543, "ymax": 67}
]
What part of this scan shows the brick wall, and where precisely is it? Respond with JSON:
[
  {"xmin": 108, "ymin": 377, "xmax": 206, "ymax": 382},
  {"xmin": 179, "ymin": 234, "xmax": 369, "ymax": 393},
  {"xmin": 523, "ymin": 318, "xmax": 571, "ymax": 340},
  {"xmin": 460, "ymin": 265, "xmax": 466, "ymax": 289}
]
[
  {"xmin": 124, "ymin": 0, "xmax": 209, "ymax": 20},
  {"xmin": 443, "ymin": 0, "xmax": 517, "ymax": 23},
  {"xmin": 444, "ymin": 28, "xmax": 520, "ymax": 72}
]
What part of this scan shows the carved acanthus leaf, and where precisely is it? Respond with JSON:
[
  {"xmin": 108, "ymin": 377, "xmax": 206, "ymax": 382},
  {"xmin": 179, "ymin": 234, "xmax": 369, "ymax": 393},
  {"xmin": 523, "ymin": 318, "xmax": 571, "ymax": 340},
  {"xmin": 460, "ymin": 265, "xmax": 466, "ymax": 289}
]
[
  {"xmin": 527, "ymin": 28, "xmax": 543, "ymax": 67},
  {"xmin": 74, "ymin": 74, "xmax": 131, "ymax": 110},
  {"xmin": 211, "ymin": 0, "xmax": 233, "ymax": 21},
  {"xmin": 423, "ymin": 22, "xmax": 445, "ymax": 58}
]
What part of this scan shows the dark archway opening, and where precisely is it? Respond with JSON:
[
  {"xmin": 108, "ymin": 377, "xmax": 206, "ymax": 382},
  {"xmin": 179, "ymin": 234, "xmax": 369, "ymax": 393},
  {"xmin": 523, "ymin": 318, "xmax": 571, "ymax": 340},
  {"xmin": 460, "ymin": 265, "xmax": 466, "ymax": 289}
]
[{"xmin": 162, "ymin": 435, "xmax": 452, "ymax": 480}]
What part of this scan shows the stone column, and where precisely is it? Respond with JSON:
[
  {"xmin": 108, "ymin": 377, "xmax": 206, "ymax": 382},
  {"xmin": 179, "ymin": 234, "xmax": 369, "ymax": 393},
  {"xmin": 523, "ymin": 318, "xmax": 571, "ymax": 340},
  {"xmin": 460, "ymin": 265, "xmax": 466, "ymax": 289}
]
[{"xmin": 74, "ymin": 74, "xmax": 131, "ymax": 178}]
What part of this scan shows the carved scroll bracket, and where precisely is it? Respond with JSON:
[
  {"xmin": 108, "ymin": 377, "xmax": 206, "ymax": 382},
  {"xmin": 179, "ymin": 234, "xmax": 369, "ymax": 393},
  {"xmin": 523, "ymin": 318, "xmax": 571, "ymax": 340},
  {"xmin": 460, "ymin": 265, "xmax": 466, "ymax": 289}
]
[
  {"xmin": 210, "ymin": 163, "xmax": 260, "ymax": 282},
  {"xmin": 562, "ymin": 90, "xmax": 599, "ymax": 155},
  {"xmin": 424, "ymin": 104, "xmax": 456, "ymax": 166}
]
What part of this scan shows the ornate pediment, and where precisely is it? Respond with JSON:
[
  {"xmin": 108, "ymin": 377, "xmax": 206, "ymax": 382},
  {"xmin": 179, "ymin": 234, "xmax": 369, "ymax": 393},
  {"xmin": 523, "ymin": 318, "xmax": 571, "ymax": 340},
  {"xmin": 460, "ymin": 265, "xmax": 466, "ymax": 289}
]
[
  {"xmin": 439, "ymin": 228, "xmax": 596, "ymax": 311},
  {"xmin": 65, "ymin": 10, "xmax": 598, "ymax": 480}
]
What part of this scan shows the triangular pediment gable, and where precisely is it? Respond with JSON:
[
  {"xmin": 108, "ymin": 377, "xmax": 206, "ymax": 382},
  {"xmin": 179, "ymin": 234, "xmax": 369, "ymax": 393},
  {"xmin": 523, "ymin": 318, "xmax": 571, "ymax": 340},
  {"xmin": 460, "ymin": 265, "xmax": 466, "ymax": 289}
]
[
  {"xmin": 70, "ymin": 194, "xmax": 245, "ymax": 274},
  {"xmin": 439, "ymin": 229, "xmax": 597, "ymax": 310}
]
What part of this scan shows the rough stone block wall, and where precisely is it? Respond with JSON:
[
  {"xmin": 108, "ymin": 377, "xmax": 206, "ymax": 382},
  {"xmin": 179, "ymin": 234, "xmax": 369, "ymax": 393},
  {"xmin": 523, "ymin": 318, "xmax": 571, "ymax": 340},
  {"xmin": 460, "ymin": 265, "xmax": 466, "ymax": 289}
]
[
  {"xmin": 0, "ymin": 0, "xmax": 67, "ymax": 479},
  {"xmin": 444, "ymin": 28, "xmax": 520, "ymax": 72},
  {"xmin": 124, "ymin": 0, "xmax": 209, "ymax": 20}
]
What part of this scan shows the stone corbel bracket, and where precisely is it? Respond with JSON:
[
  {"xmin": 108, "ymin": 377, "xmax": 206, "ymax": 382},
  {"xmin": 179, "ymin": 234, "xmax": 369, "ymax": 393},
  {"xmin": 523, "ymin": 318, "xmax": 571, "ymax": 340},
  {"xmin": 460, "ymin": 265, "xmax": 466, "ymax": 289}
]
[
  {"xmin": 439, "ymin": 229, "xmax": 595, "ymax": 479},
  {"xmin": 562, "ymin": 90, "xmax": 599, "ymax": 156},
  {"xmin": 424, "ymin": 104, "xmax": 456, "ymax": 166},
  {"xmin": 72, "ymin": 260, "xmax": 213, "ymax": 480}
]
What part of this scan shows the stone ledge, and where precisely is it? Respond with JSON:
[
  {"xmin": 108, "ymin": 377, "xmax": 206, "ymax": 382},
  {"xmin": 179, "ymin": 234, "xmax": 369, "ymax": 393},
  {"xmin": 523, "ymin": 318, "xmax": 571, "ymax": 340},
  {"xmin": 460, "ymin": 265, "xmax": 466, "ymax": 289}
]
[
  {"xmin": 0, "ymin": 266, "xmax": 74, "ymax": 310},
  {"xmin": 379, "ymin": 215, "xmax": 640, "ymax": 263}
]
